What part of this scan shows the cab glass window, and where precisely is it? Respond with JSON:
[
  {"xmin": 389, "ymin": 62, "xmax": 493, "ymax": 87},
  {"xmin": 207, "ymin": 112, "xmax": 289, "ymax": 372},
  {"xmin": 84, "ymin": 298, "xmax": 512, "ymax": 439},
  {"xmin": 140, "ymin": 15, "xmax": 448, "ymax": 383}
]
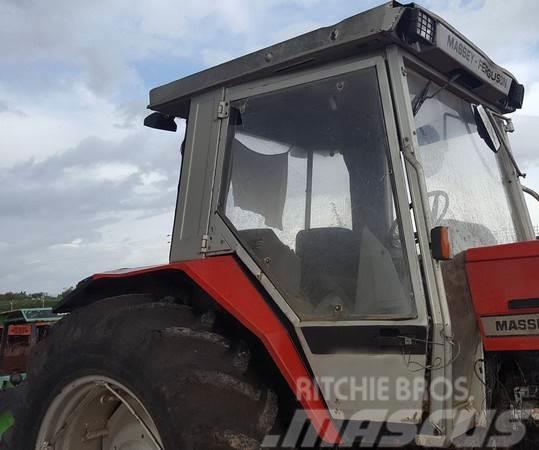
[
  {"xmin": 407, "ymin": 71, "xmax": 518, "ymax": 254},
  {"xmin": 221, "ymin": 68, "xmax": 416, "ymax": 320}
]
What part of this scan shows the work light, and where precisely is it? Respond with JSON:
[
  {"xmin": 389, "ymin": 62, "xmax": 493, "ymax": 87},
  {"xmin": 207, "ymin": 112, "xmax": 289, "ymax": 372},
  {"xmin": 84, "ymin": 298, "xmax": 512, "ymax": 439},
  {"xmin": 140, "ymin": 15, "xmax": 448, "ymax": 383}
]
[{"xmin": 402, "ymin": 9, "xmax": 436, "ymax": 44}]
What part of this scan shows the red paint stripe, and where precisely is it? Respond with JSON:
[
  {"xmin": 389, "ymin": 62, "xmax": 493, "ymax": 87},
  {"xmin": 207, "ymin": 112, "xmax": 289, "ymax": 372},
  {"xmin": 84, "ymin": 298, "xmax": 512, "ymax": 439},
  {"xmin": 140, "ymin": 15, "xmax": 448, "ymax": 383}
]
[
  {"xmin": 481, "ymin": 335, "xmax": 539, "ymax": 352},
  {"xmin": 93, "ymin": 255, "xmax": 340, "ymax": 443}
]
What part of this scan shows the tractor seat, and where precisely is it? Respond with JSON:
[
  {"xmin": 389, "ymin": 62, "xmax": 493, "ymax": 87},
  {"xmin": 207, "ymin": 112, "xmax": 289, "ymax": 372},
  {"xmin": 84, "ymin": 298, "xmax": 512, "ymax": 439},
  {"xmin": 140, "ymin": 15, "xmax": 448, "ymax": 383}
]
[{"xmin": 295, "ymin": 227, "xmax": 361, "ymax": 308}]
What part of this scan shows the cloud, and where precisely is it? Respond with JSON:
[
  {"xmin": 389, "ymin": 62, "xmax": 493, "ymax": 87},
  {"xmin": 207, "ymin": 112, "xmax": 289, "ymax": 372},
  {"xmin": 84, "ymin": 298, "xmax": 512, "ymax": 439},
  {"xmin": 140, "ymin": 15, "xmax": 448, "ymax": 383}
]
[
  {"xmin": 201, "ymin": 49, "xmax": 237, "ymax": 68},
  {"xmin": 0, "ymin": 127, "xmax": 182, "ymax": 293},
  {"xmin": 0, "ymin": 100, "xmax": 26, "ymax": 117},
  {"xmin": 1, "ymin": 0, "xmax": 539, "ymax": 294},
  {"xmin": 509, "ymin": 116, "xmax": 539, "ymax": 167},
  {"xmin": 0, "ymin": 82, "xmax": 138, "ymax": 167},
  {"xmin": 1, "ymin": 129, "xmax": 183, "ymax": 220},
  {"xmin": 0, "ymin": 0, "xmax": 369, "ymax": 168},
  {"xmin": 423, "ymin": 0, "xmax": 539, "ymax": 60}
]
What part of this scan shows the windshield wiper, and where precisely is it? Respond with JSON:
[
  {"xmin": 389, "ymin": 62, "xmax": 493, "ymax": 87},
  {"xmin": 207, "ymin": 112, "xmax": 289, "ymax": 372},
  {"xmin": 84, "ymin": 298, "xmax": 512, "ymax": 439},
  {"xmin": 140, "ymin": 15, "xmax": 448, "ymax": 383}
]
[{"xmin": 412, "ymin": 73, "xmax": 461, "ymax": 116}]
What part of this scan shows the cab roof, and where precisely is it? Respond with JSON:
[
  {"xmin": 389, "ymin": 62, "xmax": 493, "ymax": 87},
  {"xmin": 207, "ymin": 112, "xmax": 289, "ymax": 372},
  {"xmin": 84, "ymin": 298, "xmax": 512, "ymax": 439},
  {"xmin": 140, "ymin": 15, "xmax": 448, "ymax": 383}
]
[{"xmin": 148, "ymin": 1, "xmax": 523, "ymax": 118}]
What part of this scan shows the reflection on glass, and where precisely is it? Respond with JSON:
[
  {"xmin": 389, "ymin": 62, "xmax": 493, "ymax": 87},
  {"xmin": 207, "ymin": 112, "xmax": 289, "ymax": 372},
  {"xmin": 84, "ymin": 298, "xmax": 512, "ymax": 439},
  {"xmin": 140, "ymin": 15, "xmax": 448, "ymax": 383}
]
[
  {"xmin": 222, "ymin": 68, "xmax": 416, "ymax": 320},
  {"xmin": 408, "ymin": 72, "xmax": 518, "ymax": 254}
]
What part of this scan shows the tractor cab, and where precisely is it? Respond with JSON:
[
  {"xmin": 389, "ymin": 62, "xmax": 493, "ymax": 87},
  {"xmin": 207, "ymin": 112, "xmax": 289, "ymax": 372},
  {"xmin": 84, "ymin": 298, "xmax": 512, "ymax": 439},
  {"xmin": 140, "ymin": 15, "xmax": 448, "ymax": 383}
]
[
  {"xmin": 144, "ymin": 1, "xmax": 537, "ymax": 443},
  {"xmin": 0, "ymin": 308, "xmax": 62, "ymax": 389},
  {"xmin": 11, "ymin": 2, "xmax": 539, "ymax": 448}
]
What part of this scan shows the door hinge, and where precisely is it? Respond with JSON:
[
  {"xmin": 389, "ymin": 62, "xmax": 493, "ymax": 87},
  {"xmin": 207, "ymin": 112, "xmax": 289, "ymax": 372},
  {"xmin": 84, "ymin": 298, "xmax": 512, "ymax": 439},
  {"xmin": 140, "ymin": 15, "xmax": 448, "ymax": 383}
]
[
  {"xmin": 217, "ymin": 101, "xmax": 230, "ymax": 119},
  {"xmin": 201, "ymin": 234, "xmax": 210, "ymax": 254}
]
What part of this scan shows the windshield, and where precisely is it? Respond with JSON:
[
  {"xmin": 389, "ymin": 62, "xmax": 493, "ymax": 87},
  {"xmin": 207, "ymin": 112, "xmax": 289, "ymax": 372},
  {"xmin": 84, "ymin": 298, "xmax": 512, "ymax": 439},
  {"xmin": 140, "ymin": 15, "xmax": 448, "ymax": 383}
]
[
  {"xmin": 221, "ymin": 68, "xmax": 416, "ymax": 321},
  {"xmin": 407, "ymin": 71, "xmax": 518, "ymax": 254}
]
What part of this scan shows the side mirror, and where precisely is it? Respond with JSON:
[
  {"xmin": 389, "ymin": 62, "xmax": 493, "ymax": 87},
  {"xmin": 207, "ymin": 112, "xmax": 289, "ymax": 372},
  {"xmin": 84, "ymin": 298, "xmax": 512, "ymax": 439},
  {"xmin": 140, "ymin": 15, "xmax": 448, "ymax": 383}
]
[
  {"xmin": 144, "ymin": 112, "xmax": 177, "ymax": 132},
  {"xmin": 473, "ymin": 105, "xmax": 500, "ymax": 153}
]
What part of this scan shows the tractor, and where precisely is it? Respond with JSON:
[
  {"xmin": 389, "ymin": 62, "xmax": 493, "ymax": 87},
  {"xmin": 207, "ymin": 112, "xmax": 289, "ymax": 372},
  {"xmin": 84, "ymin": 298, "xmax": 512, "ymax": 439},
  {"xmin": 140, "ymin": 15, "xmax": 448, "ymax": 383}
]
[
  {"xmin": 0, "ymin": 308, "xmax": 62, "ymax": 390},
  {"xmin": 8, "ymin": 1, "xmax": 539, "ymax": 449},
  {"xmin": 0, "ymin": 308, "xmax": 62, "ymax": 443}
]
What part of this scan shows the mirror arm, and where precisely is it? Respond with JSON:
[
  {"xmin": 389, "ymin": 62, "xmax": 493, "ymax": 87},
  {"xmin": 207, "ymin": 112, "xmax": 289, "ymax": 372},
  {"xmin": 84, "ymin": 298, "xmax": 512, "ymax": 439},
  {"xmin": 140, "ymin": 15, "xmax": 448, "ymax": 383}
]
[
  {"xmin": 490, "ymin": 111, "xmax": 515, "ymax": 132},
  {"xmin": 523, "ymin": 185, "xmax": 539, "ymax": 203},
  {"xmin": 504, "ymin": 143, "xmax": 526, "ymax": 178},
  {"xmin": 488, "ymin": 110, "xmax": 526, "ymax": 178}
]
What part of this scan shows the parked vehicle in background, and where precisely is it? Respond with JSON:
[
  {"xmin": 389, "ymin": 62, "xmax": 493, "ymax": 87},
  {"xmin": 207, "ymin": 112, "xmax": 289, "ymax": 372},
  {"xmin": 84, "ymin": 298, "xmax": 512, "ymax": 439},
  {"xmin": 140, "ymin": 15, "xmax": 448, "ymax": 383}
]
[
  {"xmin": 0, "ymin": 309, "xmax": 62, "ymax": 446},
  {"xmin": 0, "ymin": 308, "xmax": 62, "ymax": 390}
]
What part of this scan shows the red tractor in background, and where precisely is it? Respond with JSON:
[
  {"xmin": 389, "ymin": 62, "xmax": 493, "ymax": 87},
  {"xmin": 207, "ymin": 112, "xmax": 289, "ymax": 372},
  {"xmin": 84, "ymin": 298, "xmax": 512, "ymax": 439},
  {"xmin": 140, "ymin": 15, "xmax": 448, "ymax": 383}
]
[
  {"xmin": 0, "ymin": 309, "xmax": 62, "ymax": 444},
  {"xmin": 7, "ymin": 2, "xmax": 539, "ymax": 449},
  {"xmin": 0, "ymin": 308, "xmax": 61, "ymax": 390}
]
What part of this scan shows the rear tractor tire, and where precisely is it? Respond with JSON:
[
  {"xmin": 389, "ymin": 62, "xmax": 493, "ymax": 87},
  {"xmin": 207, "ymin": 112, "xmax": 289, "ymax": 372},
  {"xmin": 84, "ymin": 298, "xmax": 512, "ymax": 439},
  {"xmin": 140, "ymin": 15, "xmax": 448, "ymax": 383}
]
[{"xmin": 10, "ymin": 296, "xmax": 280, "ymax": 450}]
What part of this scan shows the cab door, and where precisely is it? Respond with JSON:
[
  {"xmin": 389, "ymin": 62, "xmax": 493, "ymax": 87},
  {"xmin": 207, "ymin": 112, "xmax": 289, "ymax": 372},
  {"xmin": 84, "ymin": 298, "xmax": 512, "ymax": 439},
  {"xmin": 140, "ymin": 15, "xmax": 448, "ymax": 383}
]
[{"xmin": 210, "ymin": 55, "xmax": 429, "ymax": 428}]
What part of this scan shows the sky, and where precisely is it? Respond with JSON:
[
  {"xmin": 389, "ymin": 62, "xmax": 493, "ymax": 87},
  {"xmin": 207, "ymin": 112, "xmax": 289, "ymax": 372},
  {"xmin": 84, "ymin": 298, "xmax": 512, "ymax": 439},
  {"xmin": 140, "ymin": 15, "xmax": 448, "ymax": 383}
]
[{"xmin": 1, "ymin": 0, "xmax": 539, "ymax": 294}]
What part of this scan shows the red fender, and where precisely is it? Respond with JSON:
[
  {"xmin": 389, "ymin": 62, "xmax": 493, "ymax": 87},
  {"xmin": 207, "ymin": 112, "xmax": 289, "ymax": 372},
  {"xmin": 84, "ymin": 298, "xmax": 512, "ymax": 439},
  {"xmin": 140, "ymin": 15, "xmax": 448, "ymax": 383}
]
[{"xmin": 84, "ymin": 255, "xmax": 340, "ymax": 444}]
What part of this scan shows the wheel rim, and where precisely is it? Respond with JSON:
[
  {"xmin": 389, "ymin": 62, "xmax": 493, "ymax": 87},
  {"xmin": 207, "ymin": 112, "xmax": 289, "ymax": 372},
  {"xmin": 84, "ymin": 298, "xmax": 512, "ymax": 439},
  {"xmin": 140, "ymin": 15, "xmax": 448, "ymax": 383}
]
[{"xmin": 36, "ymin": 375, "xmax": 163, "ymax": 450}]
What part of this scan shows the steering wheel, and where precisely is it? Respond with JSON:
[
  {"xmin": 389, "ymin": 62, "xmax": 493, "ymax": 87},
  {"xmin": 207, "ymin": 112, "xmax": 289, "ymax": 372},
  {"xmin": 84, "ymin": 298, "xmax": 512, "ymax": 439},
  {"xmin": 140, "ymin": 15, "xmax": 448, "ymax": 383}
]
[
  {"xmin": 427, "ymin": 190, "xmax": 449, "ymax": 226},
  {"xmin": 388, "ymin": 190, "xmax": 449, "ymax": 248}
]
